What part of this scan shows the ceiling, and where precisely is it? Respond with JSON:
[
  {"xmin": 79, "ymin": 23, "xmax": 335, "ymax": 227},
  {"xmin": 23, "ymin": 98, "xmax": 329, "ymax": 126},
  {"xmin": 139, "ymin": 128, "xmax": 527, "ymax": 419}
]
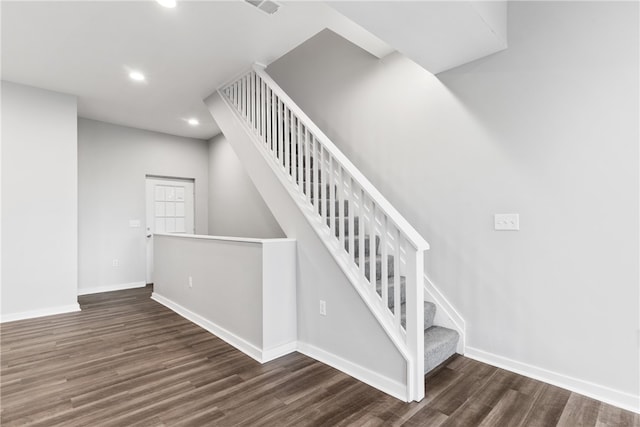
[
  {"xmin": 1, "ymin": 1, "xmax": 390, "ymax": 140},
  {"xmin": 328, "ymin": 1, "xmax": 507, "ymax": 75}
]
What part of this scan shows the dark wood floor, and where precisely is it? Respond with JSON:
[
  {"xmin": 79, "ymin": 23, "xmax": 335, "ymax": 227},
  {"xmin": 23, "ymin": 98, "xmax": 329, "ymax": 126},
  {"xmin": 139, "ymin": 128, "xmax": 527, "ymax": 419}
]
[{"xmin": 1, "ymin": 286, "xmax": 637, "ymax": 426}]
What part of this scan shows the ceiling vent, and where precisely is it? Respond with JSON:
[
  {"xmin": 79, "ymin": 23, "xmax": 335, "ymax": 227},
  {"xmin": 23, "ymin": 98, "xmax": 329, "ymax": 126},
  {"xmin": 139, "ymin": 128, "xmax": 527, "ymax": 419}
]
[{"xmin": 245, "ymin": 0, "xmax": 280, "ymax": 15}]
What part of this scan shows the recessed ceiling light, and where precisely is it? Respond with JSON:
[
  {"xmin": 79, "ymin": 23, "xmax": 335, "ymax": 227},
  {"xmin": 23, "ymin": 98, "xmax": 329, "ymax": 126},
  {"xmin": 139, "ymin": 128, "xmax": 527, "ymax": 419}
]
[
  {"xmin": 129, "ymin": 71, "xmax": 146, "ymax": 82},
  {"xmin": 157, "ymin": 0, "xmax": 176, "ymax": 8},
  {"xmin": 188, "ymin": 118, "xmax": 200, "ymax": 126}
]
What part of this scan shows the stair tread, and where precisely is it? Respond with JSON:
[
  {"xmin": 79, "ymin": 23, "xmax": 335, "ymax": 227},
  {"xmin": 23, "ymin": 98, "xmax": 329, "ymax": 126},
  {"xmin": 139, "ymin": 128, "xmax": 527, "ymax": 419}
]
[
  {"xmin": 399, "ymin": 301, "xmax": 436, "ymax": 330},
  {"xmin": 424, "ymin": 326, "xmax": 459, "ymax": 374}
]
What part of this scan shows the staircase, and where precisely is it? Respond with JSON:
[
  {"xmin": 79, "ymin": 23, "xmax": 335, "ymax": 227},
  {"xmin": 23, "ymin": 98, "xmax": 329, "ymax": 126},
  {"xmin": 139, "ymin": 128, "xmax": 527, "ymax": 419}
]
[
  {"xmin": 210, "ymin": 64, "xmax": 459, "ymax": 401},
  {"xmin": 309, "ymin": 175, "xmax": 459, "ymax": 376}
]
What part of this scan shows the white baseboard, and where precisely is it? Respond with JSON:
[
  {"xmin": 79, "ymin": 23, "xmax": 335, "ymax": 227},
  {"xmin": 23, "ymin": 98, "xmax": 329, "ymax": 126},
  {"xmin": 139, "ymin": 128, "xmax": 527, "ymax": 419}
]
[
  {"xmin": 151, "ymin": 292, "xmax": 264, "ymax": 363},
  {"xmin": 262, "ymin": 342, "xmax": 297, "ymax": 363},
  {"xmin": 466, "ymin": 346, "xmax": 640, "ymax": 414},
  {"xmin": 297, "ymin": 341, "xmax": 408, "ymax": 402},
  {"xmin": 1, "ymin": 303, "xmax": 81, "ymax": 323},
  {"xmin": 78, "ymin": 281, "xmax": 146, "ymax": 295}
]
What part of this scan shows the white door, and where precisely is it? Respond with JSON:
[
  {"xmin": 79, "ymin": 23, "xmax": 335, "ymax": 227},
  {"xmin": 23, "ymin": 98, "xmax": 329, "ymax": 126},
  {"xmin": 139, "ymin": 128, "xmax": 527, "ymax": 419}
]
[{"xmin": 146, "ymin": 177, "xmax": 195, "ymax": 284}]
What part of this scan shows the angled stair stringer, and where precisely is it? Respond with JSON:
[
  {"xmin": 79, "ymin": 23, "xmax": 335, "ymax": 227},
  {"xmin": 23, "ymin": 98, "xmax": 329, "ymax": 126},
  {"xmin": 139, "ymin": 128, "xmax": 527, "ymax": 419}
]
[{"xmin": 205, "ymin": 91, "xmax": 412, "ymax": 401}]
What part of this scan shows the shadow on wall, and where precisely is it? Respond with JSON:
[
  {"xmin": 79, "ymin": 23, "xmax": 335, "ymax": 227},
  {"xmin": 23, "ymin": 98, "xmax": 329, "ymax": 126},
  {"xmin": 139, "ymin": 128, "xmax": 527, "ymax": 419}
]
[{"xmin": 208, "ymin": 133, "xmax": 285, "ymax": 239}]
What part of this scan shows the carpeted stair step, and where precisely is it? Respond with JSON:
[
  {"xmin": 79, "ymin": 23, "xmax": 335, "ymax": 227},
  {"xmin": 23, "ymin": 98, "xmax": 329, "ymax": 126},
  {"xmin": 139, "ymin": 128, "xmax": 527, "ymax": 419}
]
[
  {"xmin": 344, "ymin": 233, "xmax": 381, "ymax": 258},
  {"xmin": 398, "ymin": 301, "xmax": 436, "ymax": 330},
  {"xmin": 373, "ymin": 276, "xmax": 406, "ymax": 308},
  {"xmin": 363, "ymin": 254, "xmax": 394, "ymax": 281},
  {"xmin": 326, "ymin": 215, "xmax": 360, "ymax": 236},
  {"xmin": 317, "ymin": 199, "xmax": 349, "ymax": 217},
  {"xmin": 305, "ymin": 180, "xmax": 335, "ymax": 200},
  {"xmin": 424, "ymin": 326, "xmax": 459, "ymax": 374}
]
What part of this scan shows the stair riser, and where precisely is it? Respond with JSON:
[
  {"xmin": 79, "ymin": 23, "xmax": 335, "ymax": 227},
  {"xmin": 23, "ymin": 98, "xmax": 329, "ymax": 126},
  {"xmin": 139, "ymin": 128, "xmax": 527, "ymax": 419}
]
[{"xmin": 424, "ymin": 327, "xmax": 459, "ymax": 374}]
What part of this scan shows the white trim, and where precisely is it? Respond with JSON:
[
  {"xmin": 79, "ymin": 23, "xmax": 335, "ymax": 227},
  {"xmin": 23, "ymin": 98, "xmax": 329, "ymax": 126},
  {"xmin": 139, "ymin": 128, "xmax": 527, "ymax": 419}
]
[
  {"xmin": 297, "ymin": 341, "xmax": 408, "ymax": 402},
  {"xmin": 1, "ymin": 303, "xmax": 81, "ymax": 323},
  {"xmin": 262, "ymin": 342, "xmax": 297, "ymax": 362},
  {"xmin": 154, "ymin": 232, "xmax": 295, "ymax": 245},
  {"xmin": 151, "ymin": 292, "xmax": 263, "ymax": 363},
  {"xmin": 466, "ymin": 346, "xmax": 640, "ymax": 414},
  {"xmin": 423, "ymin": 273, "xmax": 466, "ymax": 353},
  {"xmin": 78, "ymin": 281, "xmax": 146, "ymax": 296}
]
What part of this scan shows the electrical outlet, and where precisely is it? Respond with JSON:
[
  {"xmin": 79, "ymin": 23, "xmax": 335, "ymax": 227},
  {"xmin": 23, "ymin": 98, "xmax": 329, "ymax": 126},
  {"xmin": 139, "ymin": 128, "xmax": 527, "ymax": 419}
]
[
  {"xmin": 494, "ymin": 213, "xmax": 519, "ymax": 231},
  {"xmin": 112, "ymin": 259, "xmax": 119, "ymax": 267},
  {"xmin": 188, "ymin": 276, "xmax": 193, "ymax": 288},
  {"xmin": 319, "ymin": 300, "xmax": 327, "ymax": 316}
]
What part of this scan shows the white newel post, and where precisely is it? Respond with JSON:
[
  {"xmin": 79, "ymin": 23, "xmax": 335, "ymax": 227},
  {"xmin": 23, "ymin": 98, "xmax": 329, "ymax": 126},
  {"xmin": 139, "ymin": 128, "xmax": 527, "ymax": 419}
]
[{"xmin": 405, "ymin": 248, "xmax": 425, "ymax": 402}]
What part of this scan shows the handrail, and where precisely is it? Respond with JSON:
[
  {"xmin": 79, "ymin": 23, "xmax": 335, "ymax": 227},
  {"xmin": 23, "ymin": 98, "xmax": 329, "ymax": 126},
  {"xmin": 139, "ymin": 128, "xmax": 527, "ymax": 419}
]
[
  {"xmin": 250, "ymin": 65, "xmax": 429, "ymax": 252},
  {"xmin": 154, "ymin": 232, "xmax": 294, "ymax": 245}
]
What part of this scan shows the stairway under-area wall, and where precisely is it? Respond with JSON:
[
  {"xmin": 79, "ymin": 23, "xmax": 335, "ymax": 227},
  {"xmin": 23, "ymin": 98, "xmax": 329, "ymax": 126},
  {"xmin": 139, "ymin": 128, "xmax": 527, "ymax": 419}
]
[{"xmin": 205, "ymin": 65, "xmax": 462, "ymax": 402}]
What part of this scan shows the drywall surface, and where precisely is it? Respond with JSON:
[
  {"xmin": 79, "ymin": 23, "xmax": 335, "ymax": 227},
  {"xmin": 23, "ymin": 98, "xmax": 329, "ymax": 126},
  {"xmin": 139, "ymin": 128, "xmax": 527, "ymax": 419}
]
[
  {"xmin": 153, "ymin": 234, "xmax": 297, "ymax": 360},
  {"xmin": 208, "ymin": 134, "xmax": 284, "ymax": 238},
  {"xmin": 1, "ymin": 81, "xmax": 79, "ymax": 319},
  {"xmin": 78, "ymin": 118, "xmax": 208, "ymax": 293},
  {"xmin": 153, "ymin": 234, "xmax": 264, "ymax": 349},
  {"xmin": 267, "ymin": 2, "xmax": 639, "ymax": 406}
]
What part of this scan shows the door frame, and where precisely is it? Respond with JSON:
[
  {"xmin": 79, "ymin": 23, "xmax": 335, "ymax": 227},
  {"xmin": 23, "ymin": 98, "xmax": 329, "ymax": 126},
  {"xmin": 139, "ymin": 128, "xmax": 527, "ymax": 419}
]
[{"xmin": 145, "ymin": 175, "xmax": 196, "ymax": 284}]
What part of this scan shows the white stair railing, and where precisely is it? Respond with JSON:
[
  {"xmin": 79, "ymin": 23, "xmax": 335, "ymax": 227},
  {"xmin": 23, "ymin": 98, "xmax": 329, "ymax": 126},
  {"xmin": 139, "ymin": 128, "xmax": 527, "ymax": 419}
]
[{"xmin": 219, "ymin": 65, "xmax": 430, "ymax": 402}]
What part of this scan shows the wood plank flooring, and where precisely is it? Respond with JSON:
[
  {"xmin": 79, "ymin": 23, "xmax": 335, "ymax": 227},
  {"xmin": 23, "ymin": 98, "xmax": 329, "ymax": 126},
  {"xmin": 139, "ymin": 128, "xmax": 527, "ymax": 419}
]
[{"xmin": 1, "ymin": 286, "xmax": 638, "ymax": 426}]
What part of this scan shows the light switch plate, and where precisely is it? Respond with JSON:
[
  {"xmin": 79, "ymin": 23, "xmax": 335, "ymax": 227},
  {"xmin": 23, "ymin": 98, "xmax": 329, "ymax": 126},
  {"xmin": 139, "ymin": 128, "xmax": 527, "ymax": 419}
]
[
  {"xmin": 495, "ymin": 214, "xmax": 519, "ymax": 230},
  {"xmin": 129, "ymin": 219, "xmax": 141, "ymax": 228}
]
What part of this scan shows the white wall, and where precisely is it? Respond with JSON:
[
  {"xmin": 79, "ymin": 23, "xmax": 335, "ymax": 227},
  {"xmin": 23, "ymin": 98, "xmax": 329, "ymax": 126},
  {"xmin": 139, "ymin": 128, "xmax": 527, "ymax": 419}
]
[
  {"xmin": 1, "ymin": 81, "xmax": 79, "ymax": 320},
  {"xmin": 267, "ymin": 2, "xmax": 639, "ymax": 408},
  {"xmin": 78, "ymin": 118, "xmax": 209, "ymax": 294},
  {"xmin": 208, "ymin": 133, "xmax": 283, "ymax": 238}
]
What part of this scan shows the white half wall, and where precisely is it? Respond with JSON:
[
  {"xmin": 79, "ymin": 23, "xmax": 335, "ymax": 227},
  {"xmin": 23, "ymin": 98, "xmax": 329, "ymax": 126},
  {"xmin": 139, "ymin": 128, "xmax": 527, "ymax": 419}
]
[
  {"xmin": 208, "ymin": 133, "xmax": 283, "ymax": 238},
  {"xmin": 1, "ymin": 81, "xmax": 79, "ymax": 320},
  {"xmin": 267, "ymin": 1, "xmax": 639, "ymax": 410},
  {"xmin": 152, "ymin": 233, "xmax": 297, "ymax": 362},
  {"xmin": 78, "ymin": 118, "xmax": 209, "ymax": 294}
]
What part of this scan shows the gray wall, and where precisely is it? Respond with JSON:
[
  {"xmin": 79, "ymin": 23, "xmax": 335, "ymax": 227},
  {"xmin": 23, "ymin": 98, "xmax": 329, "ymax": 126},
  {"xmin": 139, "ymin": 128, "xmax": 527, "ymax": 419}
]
[
  {"xmin": 208, "ymin": 133, "xmax": 283, "ymax": 238},
  {"xmin": 78, "ymin": 118, "xmax": 209, "ymax": 293},
  {"xmin": 1, "ymin": 81, "xmax": 79, "ymax": 318},
  {"xmin": 267, "ymin": 2, "xmax": 639, "ymax": 398},
  {"xmin": 154, "ymin": 235, "xmax": 264, "ymax": 349}
]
